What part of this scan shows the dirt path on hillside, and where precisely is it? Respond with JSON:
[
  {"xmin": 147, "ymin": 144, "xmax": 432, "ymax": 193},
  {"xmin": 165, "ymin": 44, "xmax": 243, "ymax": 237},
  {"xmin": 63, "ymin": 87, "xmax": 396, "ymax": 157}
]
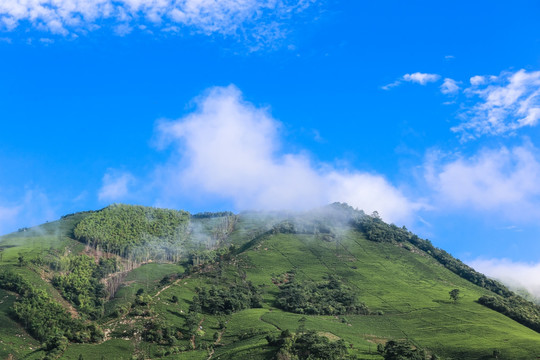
[
  {"xmin": 215, "ymin": 331, "xmax": 223, "ymax": 344},
  {"xmin": 206, "ymin": 329, "xmax": 225, "ymax": 360},
  {"xmin": 154, "ymin": 276, "xmax": 187, "ymax": 298},
  {"xmin": 191, "ymin": 318, "xmax": 205, "ymax": 350}
]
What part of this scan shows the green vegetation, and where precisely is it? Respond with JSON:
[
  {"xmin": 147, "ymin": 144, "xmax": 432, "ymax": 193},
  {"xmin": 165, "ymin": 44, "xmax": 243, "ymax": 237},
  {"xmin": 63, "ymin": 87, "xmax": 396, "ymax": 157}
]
[
  {"xmin": 276, "ymin": 274, "xmax": 370, "ymax": 315},
  {"xmin": 52, "ymin": 255, "xmax": 115, "ymax": 319},
  {"xmin": 449, "ymin": 288, "xmax": 460, "ymax": 303},
  {"xmin": 0, "ymin": 270, "xmax": 103, "ymax": 357},
  {"xmin": 73, "ymin": 204, "xmax": 190, "ymax": 260},
  {"xmin": 194, "ymin": 281, "xmax": 263, "ymax": 315},
  {"xmin": 266, "ymin": 329, "xmax": 349, "ymax": 359},
  {"xmin": 0, "ymin": 203, "xmax": 539, "ymax": 359},
  {"xmin": 379, "ymin": 340, "xmax": 425, "ymax": 360},
  {"xmin": 352, "ymin": 211, "xmax": 513, "ymax": 297},
  {"xmin": 192, "ymin": 211, "xmax": 235, "ymax": 219},
  {"xmin": 478, "ymin": 294, "xmax": 540, "ymax": 332},
  {"xmin": 351, "ymin": 208, "xmax": 540, "ymax": 334}
]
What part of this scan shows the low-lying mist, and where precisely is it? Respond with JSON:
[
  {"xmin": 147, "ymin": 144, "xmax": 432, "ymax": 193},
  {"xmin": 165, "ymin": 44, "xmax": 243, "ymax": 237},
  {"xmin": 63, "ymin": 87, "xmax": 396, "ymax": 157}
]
[{"xmin": 469, "ymin": 258, "xmax": 540, "ymax": 301}]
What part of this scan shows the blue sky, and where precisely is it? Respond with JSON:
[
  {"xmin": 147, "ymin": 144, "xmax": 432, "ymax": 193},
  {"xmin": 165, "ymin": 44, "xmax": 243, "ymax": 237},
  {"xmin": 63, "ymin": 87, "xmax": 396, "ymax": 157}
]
[{"xmin": 1, "ymin": 1, "xmax": 540, "ymax": 294}]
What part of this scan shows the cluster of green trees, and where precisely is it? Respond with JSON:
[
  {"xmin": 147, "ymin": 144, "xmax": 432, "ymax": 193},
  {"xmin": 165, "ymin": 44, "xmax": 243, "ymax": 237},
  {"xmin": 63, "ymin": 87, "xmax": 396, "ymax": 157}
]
[
  {"xmin": 0, "ymin": 270, "xmax": 103, "ymax": 357},
  {"xmin": 191, "ymin": 281, "xmax": 263, "ymax": 315},
  {"xmin": 353, "ymin": 214, "xmax": 411, "ymax": 244},
  {"xmin": 378, "ymin": 340, "xmax": 430, "ymax": 360},
  {"xmin": 478, "ymin": 295, "xmax": 540, "ymax": 332},
  {"xmin": 276, "ymin": 275, "xmax": 369, "ymax": 315},
  {"xmin": 52, "ymin": 255, "xmax": 117, "ymax": 319},
  {"xmin": 141, "ymin": 319, "xmax": 182, "ymax": 345},
  {"xmin": 31, "ymin": 249, "xmax": 66, "ymax": 271},
  {"xmin": 184, "ymin": 245, "xmax": 236, "ymax": 271},
  {"xmin": 191, "ymin": 211, "xmax": 235, "ymax": 219},
  {"xmin": 73, "ymin": 204, "xmax": 190, "ymax": 260},
  {"xmin": 266, "ymin": 329, "xmax": 349, "ymax": 360}
]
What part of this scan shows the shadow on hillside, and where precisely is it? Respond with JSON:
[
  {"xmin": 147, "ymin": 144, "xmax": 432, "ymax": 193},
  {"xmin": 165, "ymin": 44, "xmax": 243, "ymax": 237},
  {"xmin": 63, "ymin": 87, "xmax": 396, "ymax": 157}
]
[
  {"xmin": 432, "ymin": 299, "xmax": 454, "ymax": 305},
  {"xmin": 23, "ymin": 348, "xmax": 45, "ymax": 359},
  {"xmin": 167, "ymin": 309, "xmax": 184, "ymax": 318}
]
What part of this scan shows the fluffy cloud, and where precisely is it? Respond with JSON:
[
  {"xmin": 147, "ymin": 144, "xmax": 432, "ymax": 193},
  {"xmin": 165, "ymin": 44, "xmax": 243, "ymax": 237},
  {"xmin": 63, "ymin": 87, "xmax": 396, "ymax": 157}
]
[
  {"xmin": 469, "ymin": 75, "xmax": 486, "ymax": 86},
  {"xmin": 153, "ymin": 85, "xmax": 421, "ymax": 223},
  {"xmin": 452, "ymin": 69, "xmax": 540, "ymax": 140},
  {"xmin": 425, "ymin": 144, "xmax": 540, "ymax": 220},
  {"xmin": 98, "ymin": 171, "xmax": 135, "ymax": 202},
  {"xmin": 440, "ymin": 78, "xmax": 460, "ymax": 95},
  {"xmin": 402, "ymin": 72, "xmax": 440, "ymax": 85},
  {"xmin": 468, "ymin": 258, "xmax": 540, "ymax": 299},
  {"xmin": 0, "ymin": 0, "xmax": 313, "ymax": 45},
  {"xmin": 383, "ymin": 72, "xmax": 440, "ymax": 90}
]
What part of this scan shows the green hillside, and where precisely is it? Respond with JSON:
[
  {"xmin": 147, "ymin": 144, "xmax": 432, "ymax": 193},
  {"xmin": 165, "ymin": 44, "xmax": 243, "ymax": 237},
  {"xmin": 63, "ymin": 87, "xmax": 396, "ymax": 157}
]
[{"xmin": 0, "ymin": 204, "xmax": 539, "ymax": 359}]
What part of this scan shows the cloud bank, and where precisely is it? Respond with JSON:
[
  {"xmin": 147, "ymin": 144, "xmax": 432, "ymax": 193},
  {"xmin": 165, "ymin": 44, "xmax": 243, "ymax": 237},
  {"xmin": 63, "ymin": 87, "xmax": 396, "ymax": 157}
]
[
  {"xmin": 0, "ymin": 0, "xmax": 313, "ymax": 45},
  {"xmin": 151, "ymin": 85, "xmax": 421, "ymax": 223},
  {"xmin": 469, "ymin": 258, "xmax": 540, "ymax": 299},
  {"xmin": 453, "ymin": 69, "xmax": 540, "ymax": 140},
  {"xmin": 425, "ymin": 143, "xmax": 540, "ymax": 221}
]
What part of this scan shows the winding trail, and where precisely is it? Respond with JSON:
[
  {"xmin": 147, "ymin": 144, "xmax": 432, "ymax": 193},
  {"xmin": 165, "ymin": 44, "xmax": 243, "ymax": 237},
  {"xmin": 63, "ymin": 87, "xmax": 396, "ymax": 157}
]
[
  {"xmin": 191, "ymin": 318, "xmax": 205, "ymax": 350},
  {"xmin": 206, "ymin": 329, "xmax": 225, "ymax": 360},
  {"xmin": 154, "ymin": 276, "xmax": 187, "ymax": 298}
]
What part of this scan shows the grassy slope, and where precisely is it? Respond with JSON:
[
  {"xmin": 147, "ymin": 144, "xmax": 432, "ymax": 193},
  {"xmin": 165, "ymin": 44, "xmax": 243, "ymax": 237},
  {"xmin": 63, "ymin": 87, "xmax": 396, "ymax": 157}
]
[
  {"xmin": 0, "ymin": 214, "xmax": 90, "ymax": 359},
  {"xmin": 230, "ymin": 230, "xmax": 540, "ymax": 359},
  {"xmin": 1, "ymin": 211, "xmax": 539, "ymax": 359},
  {"xmin": 144, "ymin": 224, "xmax": 540, "ymax": 360}
]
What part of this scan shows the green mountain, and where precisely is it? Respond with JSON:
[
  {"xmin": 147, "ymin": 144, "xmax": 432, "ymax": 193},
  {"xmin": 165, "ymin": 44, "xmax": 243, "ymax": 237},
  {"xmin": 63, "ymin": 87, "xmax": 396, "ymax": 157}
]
[{"xmin": 0, "ymin": 204, "xmax": 539, "ymax": 360}]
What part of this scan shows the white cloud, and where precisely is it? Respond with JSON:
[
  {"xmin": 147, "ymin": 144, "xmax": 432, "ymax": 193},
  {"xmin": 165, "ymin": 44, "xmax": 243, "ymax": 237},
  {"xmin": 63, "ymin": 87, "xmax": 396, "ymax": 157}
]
[
  {"xmin": 470, "ymin": 75, "xmax": 486, "ymax": 86},
  {"xmin": 425, "ymin": 144, "xmax": 540, "ymax": 220},
  {"xmin": 453, "ymin": 69, "xmax": 540, "ymax": 140},
  {"xmin": 381, "ymin": 80, "xmax": 401, "ymax": 91},
  {"xmin": 402, "ymin": 72, "xmax": 440, "ymax": 85},
  {"xmin": 468, "ymin": 258, "xmax": 540, "ymax": 299},
  {"xmin": 0, "ymin": 0, "xmax": 313, "ymax": 45},
  {"xmin": 383, "ymin": 72, "xmax": 440, "ymax": 90},
  {"xmin": 440, "ymin": 78, "xmax": 460, "ymax": 95},
  {"xmin": 153, "ymin": 85, "xmax": 421, "ymax": 223},
  {"xmin": 98, "ymin": 171, "xmax": 135, "ymax": 202}
]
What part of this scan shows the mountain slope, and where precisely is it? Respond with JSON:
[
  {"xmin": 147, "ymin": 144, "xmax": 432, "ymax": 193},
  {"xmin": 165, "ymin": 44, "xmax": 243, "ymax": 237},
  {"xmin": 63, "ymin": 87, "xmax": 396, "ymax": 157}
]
[
  {"xmin": 233, "ymin": 229, "xmax": 539, "ymax": 359},
  {"xmin": 0, "ymin": 204, "xmax": 539, "ymax": 359}
]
